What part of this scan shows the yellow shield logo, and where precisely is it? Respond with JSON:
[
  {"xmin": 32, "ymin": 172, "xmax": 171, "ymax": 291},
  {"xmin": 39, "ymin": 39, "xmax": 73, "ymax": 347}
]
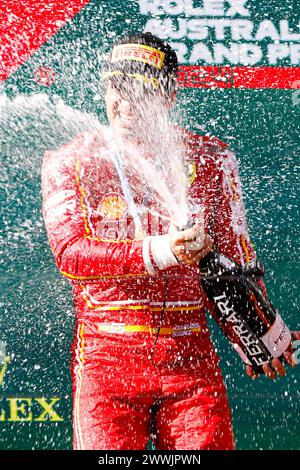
[{"xmin": 99, "ymin": 193, "xmax": 127, "ymax": 221}]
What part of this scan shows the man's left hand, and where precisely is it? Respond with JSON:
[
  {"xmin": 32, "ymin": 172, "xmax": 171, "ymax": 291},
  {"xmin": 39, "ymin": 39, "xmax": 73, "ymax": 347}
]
[{"xmin": 246, "ymin": 331, "xmax": 300, "ymax": 380}]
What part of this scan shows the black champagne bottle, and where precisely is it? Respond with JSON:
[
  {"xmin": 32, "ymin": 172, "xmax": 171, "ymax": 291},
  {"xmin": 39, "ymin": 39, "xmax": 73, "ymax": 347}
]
[{"xmin": 198, "ymin": 251, "xmax": 292, "ymax": 373}]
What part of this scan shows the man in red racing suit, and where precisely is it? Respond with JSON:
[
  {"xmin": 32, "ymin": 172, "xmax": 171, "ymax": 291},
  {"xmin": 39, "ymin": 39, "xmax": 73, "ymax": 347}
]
[
  {"xmin": 42, "ymin": 123, "xmax": 261, "ymax": 450},
  {"xmin": 41, "ymin": 33, "xmax": 265, "ymax": 450}
]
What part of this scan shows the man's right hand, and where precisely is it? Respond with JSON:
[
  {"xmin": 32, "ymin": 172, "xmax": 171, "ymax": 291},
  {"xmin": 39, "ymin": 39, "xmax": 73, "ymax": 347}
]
[{"xmin": 169, "ymin": 223, "xmax": 213, "ymax": 265}]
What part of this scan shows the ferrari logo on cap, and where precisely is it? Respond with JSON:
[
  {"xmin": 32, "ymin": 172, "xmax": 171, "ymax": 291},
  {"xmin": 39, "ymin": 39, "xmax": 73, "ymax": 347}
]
[{"xmin": 111, "ymin": 44, "xmax": 165, "ymax": 70}]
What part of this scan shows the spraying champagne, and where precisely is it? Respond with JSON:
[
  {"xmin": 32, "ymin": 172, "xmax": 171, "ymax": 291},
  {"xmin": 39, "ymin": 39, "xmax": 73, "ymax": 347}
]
[{"xmin": 177, "ymin": 221, "xmax": 292, "ymax": 374}]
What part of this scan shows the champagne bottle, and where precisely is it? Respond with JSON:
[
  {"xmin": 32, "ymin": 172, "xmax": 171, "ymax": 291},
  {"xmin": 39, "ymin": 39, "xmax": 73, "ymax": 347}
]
[{"xmin": 198, "ymin": 251, "xmax": 292, "ymax": 373}]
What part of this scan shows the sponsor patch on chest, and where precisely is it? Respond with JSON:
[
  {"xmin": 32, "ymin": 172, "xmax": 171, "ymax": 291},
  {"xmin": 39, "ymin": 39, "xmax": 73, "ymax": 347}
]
[{"xmin": 98, "ymin": 193, "xmax": 127, "ymax": 221}]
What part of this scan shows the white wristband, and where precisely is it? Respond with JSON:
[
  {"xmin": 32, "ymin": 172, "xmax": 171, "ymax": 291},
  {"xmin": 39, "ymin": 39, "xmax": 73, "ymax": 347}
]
[
  {"xmin": 143, "ymin": 235, "xmax": 179, "ymax": 275},
  {"xmin": 142, "ymin": 235, "xmax": 179, "ymax": 274}
]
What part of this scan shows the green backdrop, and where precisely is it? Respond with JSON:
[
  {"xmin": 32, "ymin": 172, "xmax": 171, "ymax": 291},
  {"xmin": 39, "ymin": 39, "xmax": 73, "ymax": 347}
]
[{"xmin": 0, "ymin": 0, "xmax": 299, "ymax": 449}]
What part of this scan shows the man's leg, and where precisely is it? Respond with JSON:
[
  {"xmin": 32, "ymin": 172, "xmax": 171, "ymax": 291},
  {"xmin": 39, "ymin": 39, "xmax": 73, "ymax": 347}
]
[
  {"xmin": 71, "ymin": 322, "xmax": 156, "ymax": 450},
  {"xmin": 154, "ymin": 369, "xmax": 235, "ymax": 450},
  {"xmin": 73, "ymin": 392, "xmax": 152, "ymax": 450}
]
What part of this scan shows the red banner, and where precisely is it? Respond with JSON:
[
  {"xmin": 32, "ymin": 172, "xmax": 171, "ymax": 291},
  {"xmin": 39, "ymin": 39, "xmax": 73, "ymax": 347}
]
[
  {"xmin": 178, "ymin": 66, "xmax": 300, "ymax": 89},
  {"xmin": 0, "ymin": 0, "xmax": 90, "ymax": 82}
]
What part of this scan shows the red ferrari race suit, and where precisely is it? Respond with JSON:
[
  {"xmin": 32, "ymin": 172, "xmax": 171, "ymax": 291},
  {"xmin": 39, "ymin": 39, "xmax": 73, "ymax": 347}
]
[{"xmin": 42, "ymin": 126, "xmax": 261, "ymax": 450}]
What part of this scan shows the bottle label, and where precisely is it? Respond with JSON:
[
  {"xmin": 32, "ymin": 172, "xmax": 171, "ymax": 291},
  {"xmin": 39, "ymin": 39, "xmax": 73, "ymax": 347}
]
[
  {"xmin": 230, "ymin": 342, "xmax": 252, "ymax": 365},
  {"xmin": 214, "ymin": 292, "xmax": 268, "ymax": 366},
  {"xmin": 261, "ymin": 312, "xmax": 291, "ymax": 357}
]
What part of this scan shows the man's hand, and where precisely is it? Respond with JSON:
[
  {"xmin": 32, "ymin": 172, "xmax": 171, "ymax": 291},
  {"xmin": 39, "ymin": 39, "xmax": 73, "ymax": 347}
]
[
  {"xmin": 246, "ymin": 331, "xmax": 300, "ymax": 380},
  {"xmin": 169, "ymin": 223, "xmax": 213, "ymax": 265}
]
